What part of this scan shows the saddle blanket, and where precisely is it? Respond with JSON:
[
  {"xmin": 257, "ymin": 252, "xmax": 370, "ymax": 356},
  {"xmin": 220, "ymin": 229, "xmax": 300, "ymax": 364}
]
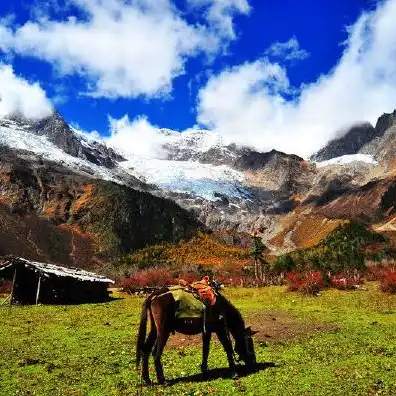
[{"xmin": 169, "ymin": 286, "xmax": 205, "ymax": 319}]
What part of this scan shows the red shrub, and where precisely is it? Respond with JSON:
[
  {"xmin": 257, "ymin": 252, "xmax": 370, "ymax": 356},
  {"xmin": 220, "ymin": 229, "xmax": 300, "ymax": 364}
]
[
  {"xmin": 287, "ymin": 272, "xmax": 326, "ymax": 295},
  {"xmin": 380, "ymin": 270, "xmax": 396, "ymax": 294},
  {"xmin": 121, "ymin": 268, "xmax": 176, "ymax": 292},
  {"xmin": 286, "ymin": 273, "xmax": 302, "ymax": 292}
]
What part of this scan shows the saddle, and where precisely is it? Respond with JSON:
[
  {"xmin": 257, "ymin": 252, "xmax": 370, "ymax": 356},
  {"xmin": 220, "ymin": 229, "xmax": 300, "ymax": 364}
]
[
  {"xmin": 179, "ymin": 276, "xmax": 217, "ymax": 306},
  {"xmin": 168, "ymin": 276, "xmax": 219, "ymax": 322}
]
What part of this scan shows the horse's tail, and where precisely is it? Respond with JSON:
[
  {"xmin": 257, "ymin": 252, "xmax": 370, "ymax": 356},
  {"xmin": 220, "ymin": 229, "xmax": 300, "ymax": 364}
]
[{"xmin": 136, "ymin": 297, "xmax": 150, "ymax": 369}]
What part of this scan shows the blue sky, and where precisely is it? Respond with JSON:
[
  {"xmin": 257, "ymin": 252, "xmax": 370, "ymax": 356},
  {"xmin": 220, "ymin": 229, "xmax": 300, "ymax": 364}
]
[{"xmin": 0, "ymin": 0, "xmax": 395, "ymax": 157}]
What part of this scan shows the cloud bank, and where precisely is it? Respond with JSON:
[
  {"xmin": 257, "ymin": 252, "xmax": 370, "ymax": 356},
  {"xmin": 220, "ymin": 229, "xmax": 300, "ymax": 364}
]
[
  {"xmin": 196, "ymin": 0, "xmax": 396, "ymax": 157},
  {"xmin": 0, "ymin": 64, "xmax": 52, "ymax": 119},
  {"xmin": 0, "ymin": 0, "xmax": 249, "ymax": 99}
]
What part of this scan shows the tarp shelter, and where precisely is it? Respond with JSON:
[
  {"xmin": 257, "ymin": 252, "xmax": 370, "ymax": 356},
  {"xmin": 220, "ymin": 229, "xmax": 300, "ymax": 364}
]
[{"xmin": 0, "ymin": 256, "xmax": 115, "ymax": 305}]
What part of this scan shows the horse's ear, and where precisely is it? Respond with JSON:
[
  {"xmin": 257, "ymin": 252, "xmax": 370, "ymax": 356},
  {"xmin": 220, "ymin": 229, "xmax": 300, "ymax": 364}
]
[{"xmin": 245, "ymin": 327, "xmax": 259, "ymax": 336}]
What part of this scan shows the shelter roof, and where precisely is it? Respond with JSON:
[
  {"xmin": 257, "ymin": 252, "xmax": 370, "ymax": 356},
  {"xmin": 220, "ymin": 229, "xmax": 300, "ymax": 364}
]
[{"xmin": 0, "ymin": 256, "xmax": 115, "ymax": 284}]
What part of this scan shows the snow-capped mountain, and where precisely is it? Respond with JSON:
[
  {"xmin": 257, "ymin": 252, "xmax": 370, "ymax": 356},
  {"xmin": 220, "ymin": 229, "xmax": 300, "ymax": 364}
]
[
  {"xmin": 0, "ymin": 113, "xmax": 250, "ymax": 202},
  {"xmin": 2, "ymin": 108, "xmax": 396, "ymax": 256},
  {"xmin": 0, "ymin": 117, "xmax": 118, "ymax": 183}
]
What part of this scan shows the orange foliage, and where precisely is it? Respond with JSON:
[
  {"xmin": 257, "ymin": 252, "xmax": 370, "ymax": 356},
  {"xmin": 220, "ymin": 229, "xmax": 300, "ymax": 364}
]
[
  {"xmin": 0, "ymin": 196, "xmax": 13, "ymax": 205},
  {"xmin": 57, "ymin": 224, "xmax": 97, "ymax": 268},
  {"xmin": 0, "ymin": 174, "xmax": 11, "ymax": 183},
  {"xmin": 291, "ymin": 216, "xmax": 345, "ymax": 248},
  {"xmin": 270, "ymin": 211, "xmax": 344, "ymax": 250},
  {"xmin": 130, "ymin": 233, "xmax": 250, "ymax": 271},
  {"xmin": 165, "ymin": 234, "xmax": 248, "ymax": 266},
  {"xmin": 43, "ymin": 202, "xmax": 58, "ymax": 218},
  {"xmin": 71, "ymin": 184, "xmax": 95, "ymax": 214},
  {"xmin": 58, "ymin": 223, "xmax": 95, "ymax": 239}
]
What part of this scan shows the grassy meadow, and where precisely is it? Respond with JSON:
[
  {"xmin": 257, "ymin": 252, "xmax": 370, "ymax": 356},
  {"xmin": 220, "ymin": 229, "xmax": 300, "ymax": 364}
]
[{"xmin": 1, "ymin": 284, "xmax": 396, "ymax": 396}]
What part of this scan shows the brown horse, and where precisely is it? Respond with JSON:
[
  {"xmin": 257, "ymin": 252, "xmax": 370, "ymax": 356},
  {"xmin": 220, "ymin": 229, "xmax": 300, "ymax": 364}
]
[{"xmin": 136, "ymin": 287, "xmax": 258, "ymax": 384}]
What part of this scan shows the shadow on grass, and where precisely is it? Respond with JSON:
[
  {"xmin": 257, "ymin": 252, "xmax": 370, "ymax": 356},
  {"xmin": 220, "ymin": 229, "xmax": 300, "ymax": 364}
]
[{"xmin": 168, "ymin": 362, "xmax": 277, "ymax": 385}]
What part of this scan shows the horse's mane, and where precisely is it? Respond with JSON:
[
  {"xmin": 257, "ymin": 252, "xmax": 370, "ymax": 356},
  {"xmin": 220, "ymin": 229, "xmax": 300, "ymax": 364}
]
[{"xmin": 216, "ymin": 293, "xmax": 245, "ymax": 336}]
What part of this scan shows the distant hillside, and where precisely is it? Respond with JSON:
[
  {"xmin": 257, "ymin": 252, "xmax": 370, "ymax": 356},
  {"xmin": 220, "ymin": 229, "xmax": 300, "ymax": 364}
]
[{"xmin": 0, "ymin": 146, "xmax": 200, "ymax": 270}]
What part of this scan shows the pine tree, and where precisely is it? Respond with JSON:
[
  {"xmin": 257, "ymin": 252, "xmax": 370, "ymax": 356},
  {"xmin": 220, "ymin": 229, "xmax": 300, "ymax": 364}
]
[{"xmin": 251, "ymin": 234, "xmax": 268, "ymax": 279}]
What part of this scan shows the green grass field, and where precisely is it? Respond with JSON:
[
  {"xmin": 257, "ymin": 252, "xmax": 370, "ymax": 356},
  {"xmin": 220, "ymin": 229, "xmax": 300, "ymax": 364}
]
[{"xmin": 1, "ymin": 284, "xmax": 396, "ymax": 396}]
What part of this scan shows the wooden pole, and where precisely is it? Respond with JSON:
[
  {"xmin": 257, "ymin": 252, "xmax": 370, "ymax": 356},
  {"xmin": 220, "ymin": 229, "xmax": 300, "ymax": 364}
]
[
  {"xmin": 9, "ymin": 268, "xmax": 17, "ymax": 305},
  {"xmin": 35, "ymin": 276, "xmax": 41, "ymax": 305},
  {"xmin": 1, "ymin": 294, "xmax": 11, "ymax": 306}
]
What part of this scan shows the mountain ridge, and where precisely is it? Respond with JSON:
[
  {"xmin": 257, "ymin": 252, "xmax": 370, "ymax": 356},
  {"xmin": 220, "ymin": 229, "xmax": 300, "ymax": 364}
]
[{"xmin": 1, "ymin": 108, "xmax": 396, "ymax": 265}]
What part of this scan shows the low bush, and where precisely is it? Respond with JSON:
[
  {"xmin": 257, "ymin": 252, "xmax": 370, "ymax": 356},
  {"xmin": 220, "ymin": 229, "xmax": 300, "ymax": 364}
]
[
  {"xmin": 380, "ymin": 270, "xmax": 396, "ymax": 294},
  {"xmin": 287, "ymin": 272, "xmax": 326, "ymax": 295}
]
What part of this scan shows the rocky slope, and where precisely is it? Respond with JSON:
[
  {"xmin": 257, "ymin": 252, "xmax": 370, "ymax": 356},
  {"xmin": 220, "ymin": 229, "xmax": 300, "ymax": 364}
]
[
  {"xmin": 310, "ymin": 123, "xmax": 377, "ymax": 162},
  {"xmin": 0, "ymin": 145, "xmax": 200, "ymax": 268},
  {"xmin": 311, "ymin": 110, "xmax": 396, "ymax": 163}
]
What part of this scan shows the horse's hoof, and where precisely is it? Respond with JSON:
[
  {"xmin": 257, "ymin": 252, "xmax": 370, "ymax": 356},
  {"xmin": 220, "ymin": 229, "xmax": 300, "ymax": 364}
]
[
  {"xmin": 143, "ymin": 379, "xmax": 152, "ymax": 386},
  {"xmin": 158, "ymin": 378, "xmax": 167, "ymax": 386},
  {"xmin": 232, "ymin": 372, "xmax": 239, "ymax": 380}
]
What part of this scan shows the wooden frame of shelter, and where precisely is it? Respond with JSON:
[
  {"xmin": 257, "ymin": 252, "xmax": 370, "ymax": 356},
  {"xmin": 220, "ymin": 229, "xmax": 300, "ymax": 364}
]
[{"xmin": 0, "ymin": 256, "xmax": 115, "ymax": 305}]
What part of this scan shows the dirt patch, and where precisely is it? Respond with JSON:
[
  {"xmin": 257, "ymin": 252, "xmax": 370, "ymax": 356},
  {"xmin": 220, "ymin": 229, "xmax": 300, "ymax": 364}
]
[
  {"xmin": 166, "ymin": 311, "xmax": 339, "ymax": 349},
  {"xmin": 246, "ymin": 311, "xmax": 339, "ymax": 344}
]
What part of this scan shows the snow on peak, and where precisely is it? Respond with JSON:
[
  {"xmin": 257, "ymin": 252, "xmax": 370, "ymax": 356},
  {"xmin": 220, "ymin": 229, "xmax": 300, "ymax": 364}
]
[
  {"xmin": 315, "ymin": 154, "xmax": 378, "ymax": 168},
  {"xmin": 0, "ymin": 120, "xmax": 117, "ymax": 182},
  {"xmin": 173, "ymin": 129, "xmax": 224, "ymax": 153},
  {"xmin": 71, "ymin": 126, "xmax": 104, "ymax": 144},
  {"xmin": 0, "ymin": 117, "xmax": 248, "ymax": 201}
]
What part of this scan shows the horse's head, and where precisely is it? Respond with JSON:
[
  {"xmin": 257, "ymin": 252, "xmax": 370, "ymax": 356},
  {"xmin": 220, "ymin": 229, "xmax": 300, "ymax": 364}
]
[{"xmin": 234, "ymin": 326, "xmax": 258, "ymax": 367}]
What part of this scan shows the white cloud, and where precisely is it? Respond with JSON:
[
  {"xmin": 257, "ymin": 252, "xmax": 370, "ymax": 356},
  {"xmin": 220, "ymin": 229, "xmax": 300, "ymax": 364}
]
[
  {"xmin": 106, "ymin": 114, "xmax": 170, "ymax": 158},
  {"xmin": 0, "ymin": 0, "xmax": 249, "ymax": 99},
  {"xmin": 265, "ymin": 36, "xmax": 310, "ymax": 62},
  {"xmin": 186, "ymin": 0, "xmax": 250, "ymax": 39},
  {"xmin": 196, "ymin": 0, "xmax": 396, "ymax": 158},
  {"xmin": 0, "ymin": 64, "xmax": 53, "ymax": 119}
]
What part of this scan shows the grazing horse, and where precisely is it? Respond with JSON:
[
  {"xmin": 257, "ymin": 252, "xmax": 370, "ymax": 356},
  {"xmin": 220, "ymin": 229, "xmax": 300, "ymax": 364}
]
[{"xmin": 136, "ymin": 286, "xmax": 257, "ymax": 384}]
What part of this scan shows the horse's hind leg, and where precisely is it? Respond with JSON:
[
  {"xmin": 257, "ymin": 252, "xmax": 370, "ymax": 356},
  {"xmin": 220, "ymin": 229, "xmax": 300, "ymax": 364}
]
[
  {"xmin": 151, "ymin": 295, "xmax": 174, "ymax": 384},
  {"xmin": 142, "ymin": 325, "xmax": 157, "ymax": 384},
  {"xmin": 153, "ymin": 329, "xmax": 170, "ymax": 384}
]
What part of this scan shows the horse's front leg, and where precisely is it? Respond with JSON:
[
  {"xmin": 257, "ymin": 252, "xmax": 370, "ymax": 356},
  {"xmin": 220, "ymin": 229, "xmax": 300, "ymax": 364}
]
[
  {"xmin": 201, "ymin": 331, "xmax": 212, "ymax": 376},
  {"xmin": 216, "ymin": 327, "xmax": 239, "ymax": 380}
]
